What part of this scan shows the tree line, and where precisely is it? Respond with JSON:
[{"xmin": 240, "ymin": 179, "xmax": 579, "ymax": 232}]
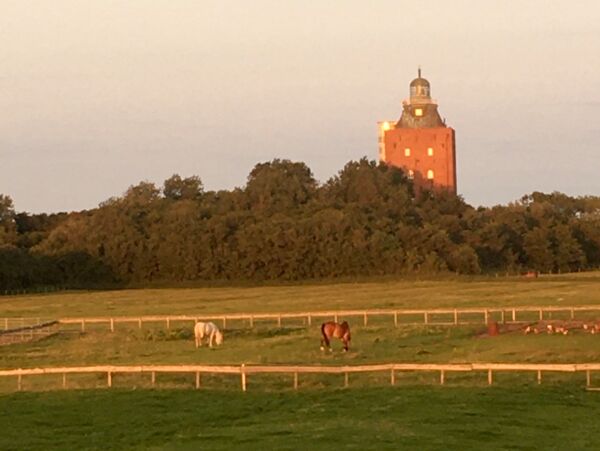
[{"xmin": 1, "ymin": 158, "xmax": 599, "ymax": 290}]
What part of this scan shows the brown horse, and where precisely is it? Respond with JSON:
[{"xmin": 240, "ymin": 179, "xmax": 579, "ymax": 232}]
[{"xmin": 320, "ymin": 321, "xmax": 351, "ymax": 352}]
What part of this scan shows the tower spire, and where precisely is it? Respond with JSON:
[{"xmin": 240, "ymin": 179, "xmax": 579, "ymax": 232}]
[{"xmin": 418, "ymin": 66, "xmax": 421, "ymax": 78}]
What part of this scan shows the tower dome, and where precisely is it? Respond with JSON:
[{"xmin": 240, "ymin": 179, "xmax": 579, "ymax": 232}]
[{"xmin": 409, "ymin": 68, "xmax": 431, "ymax": 99}]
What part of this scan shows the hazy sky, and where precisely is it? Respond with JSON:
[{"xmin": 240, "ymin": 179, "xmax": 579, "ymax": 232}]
[{"xmin": 2, "ymin": 0, "xmax": 599, "ymax": 213}]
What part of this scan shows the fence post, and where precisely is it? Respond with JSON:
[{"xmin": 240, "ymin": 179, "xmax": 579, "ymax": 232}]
[
  {"xmin": 62, "ymin": 373, "xmax": 67, "ymax": 389},
  {"xmin": 394, "ymin": 312, "xmax": 398, "ymax": 327},
  {"xmin": 293, "ymin": 372, "xmax": 298, "ymax": 390},
  {"xmin": 512, "ymin": 309, "xmax": 516, "ymax": 322},
  {"xmin": 424, "ymin": 312, "xmax": 428, "ymax": 325},
  {"xmin": 501, "ymin": 310, "xmax": 505, "ymax": 324},
  {"xmin": 344, "ymin": 372, "xmax": 349, "ymax": 388},
  {"xmin": 166, "ymin": 318, "xmax": 170, "ymax": 330},
  {"xmin": 4, "ymin": 318, "xmax": 7, "ymax": 330},
  {"xmin": 537, "ymin": 370, "xmax": 542, "ymax": 385},
  {"xmin": 196, "ymin": 372, "xmax": 201, "ymax": 389},
  {"xmin": 107, "ymin": 371, "xmax": 112, "ymax": 388},
  {"xmin": 570, "ymin": 308, "xmax": 574, "ymax": 320},
  {"xmin": 110, "ymin": 318, "xmax": 114, "ymax": 333},
  {"xmin": 307, "ymin": 314, "xmax": 312, "ymax": 327},
  {"xmin": 222, "ymin": 317, "xmax": 227, "ymax": 329},
  {"xmin": 484, "ymin": 310, "xmax": 489, "ymax": 324},
  {"xmin": 138, "ymin": 318, "xmax": 142, "ymax": 329},
  {"xmin": 586, "ymin": 370, "xmax": 591, "ymax": 387},
  {"xmin": 241, "ymin": 364, "xmax": 247, "ymax": 392},
  {"xmin": 539, "ymin": 309, "xmax": 543, "ymax": 321},
  {"xmin": 334, "ymin": 314, "xmax": 338, "ymax": 323},
  {"xmin": 440, "ymin": 370, "xmax": 445, "ymax": 385},
  {"xmin": 81, "ymin": 320, "xmax": 85, "ymax": 332},
  {"xmin": 151, "ymin": 371, "xmax": 156, "ymax": 387},
  {"xmin": 17, "ymin": 374, "xmax": 22, "ymax": 391},
  {"xmin": 390, "ymin": 369, "xmax": 395, "ymax": 386},
  {"xmin": 454, "ymin": 310, "xmax": 458, "ymax": 325},
  {"xmin": 488, "ymin": 369, "xmax": 493, "ymax": 385},
  {"xmin": 363, "ymin": 312, "xmax": 368, "ymax": 327},
  {"xmin": 249, "ymin": 316, "xmax": 254, "ymax": 328},
  {"xmin": 277, "ymin": 315, "xmax": 282, "ymax": 328}
]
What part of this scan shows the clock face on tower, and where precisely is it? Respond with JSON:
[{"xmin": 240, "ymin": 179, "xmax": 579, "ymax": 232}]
[{"xmin": 414, "ymin": 108, "xmax": 423, "ymax": 117}]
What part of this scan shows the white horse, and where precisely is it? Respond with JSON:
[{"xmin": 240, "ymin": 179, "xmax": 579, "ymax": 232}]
[{"xmin": 194, "ymin": 321, "xmax": 224, "ymax": 348}]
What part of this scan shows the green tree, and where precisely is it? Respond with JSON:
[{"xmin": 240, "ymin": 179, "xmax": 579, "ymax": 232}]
[
  {"xmin": 245, "ymin": 159, "xmax": 317, "ymax": 215},
  {"xmin": 0, "ymin": 195, "xmax": 17, "ymax": 246},
  {"xmin": 163, "ymin": 175, "xmax": 204, "ymax": 201}
]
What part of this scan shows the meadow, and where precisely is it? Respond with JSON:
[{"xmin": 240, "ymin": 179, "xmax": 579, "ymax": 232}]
[
  {"xmin": 1, "ymin": 273, "xmax": 600, "ymax": 319},
  {"xmin": 1, "ymin": 387, "xmax": 600, "ymax": 451},
  {"xmin": 1, "ymin": 274, "xmax": 600, "ymax": 449}
]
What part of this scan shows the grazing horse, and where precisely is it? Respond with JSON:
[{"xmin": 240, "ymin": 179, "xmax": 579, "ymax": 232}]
[
  {"xmin": 320, "ymin": 321, "xmax": 351, "ymax": 352},
  {"xmin": 194, "ymin": 321, "xmax": 223, "ymax": 348}
]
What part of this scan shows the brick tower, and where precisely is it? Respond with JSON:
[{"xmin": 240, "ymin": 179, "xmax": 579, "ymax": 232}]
[{"xmin": 378, "ymin": 70, "xmax": 456, "ymax": 194}]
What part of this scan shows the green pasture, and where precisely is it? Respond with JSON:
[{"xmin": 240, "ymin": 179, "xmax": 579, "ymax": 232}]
[
  {"xmin": 2, "ymin": 387, "xmax": 600, "ymax": 451},
  {"xmin": 1, "ymin": 323, "xmax": 600, "ymax": 393},
  {"xmin": 1, "ymin": 275, "xmax": 599, "ymax": 449},
  {"xmin": 1, "ymin": 272, "xmax": 600, "ymax": 319}
]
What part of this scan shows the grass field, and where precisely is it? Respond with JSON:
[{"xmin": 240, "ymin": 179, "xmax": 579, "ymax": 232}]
[
  {"xmin": 1, "ymin": 273, "xmax": 600, "ymax": 319},
  {"xmin": 1, "ymin": 274, "xmax": 599, "ymax": 449},
  {"xmin": 2, "ymin": 323, "xmax": 600, "ymax": 374},
  {"xmin": 2, "ymin": 387, "xmax": 600, "ymax": 450}
]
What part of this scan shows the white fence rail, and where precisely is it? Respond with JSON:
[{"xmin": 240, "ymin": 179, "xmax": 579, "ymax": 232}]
[
  {"xmin": 51, "ymin": 305, "xmax": 600, "ymax": 332},
  {"xmin": 1, "ymin": 363, "xmax": 598, "ymax": 392}
]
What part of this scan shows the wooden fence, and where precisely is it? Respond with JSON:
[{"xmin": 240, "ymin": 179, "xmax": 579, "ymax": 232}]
[
  {"xmin": 1, "ymin": 363, "xmax": 598, "ymax": 392},
  {"xmin": 54, "ymin": 305, "xmax": 600, "ymax": 332}
]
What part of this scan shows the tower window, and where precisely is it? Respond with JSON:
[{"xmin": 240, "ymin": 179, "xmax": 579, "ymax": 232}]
[
  {"xmin": 427, "ymin": 170, "xmax": 434, "ymax": 180},
  {"xmin": 404, "ymin": 148, "xmax": 411, "ymax": 157},
  {"xmin": 414, "ymin": 108, "xmax": 423, "ymax": 117},
  {"xmin": 428, "ymin": 147, "xmax": 434, "ymax": 156}
]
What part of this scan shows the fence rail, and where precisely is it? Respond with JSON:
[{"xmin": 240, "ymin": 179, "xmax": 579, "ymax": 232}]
[
  {"xmin": 1, "ymin": 362, "xmax": 599, "ymax": 392},
  {"xmin": 50, "ymin": 304, "xmax": 600, "ymax": 332}
]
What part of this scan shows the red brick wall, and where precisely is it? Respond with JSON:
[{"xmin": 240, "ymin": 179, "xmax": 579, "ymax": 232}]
[{"xmin": 382, "ymin": 127, "xmax": 456, "ymax": 194}]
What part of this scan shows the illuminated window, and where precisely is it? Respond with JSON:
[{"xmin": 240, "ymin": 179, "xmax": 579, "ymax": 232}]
[
  {"xmin": 428, "ymin": 147, "xmax": 434, "ymax": 156},
  {"xmin": 414, "ymin": 108, "xmax": 423, "ymax": 117},
  {"xmin": 427, "ymin": 170, "xmax": 434, "ymax": 180},
  {"xmin": 382, "ymin": 121, "xmax": 391, "ymax": 131},
  {"xmin": 404, "ymin": 148, "xmax": 411, "ymax": 157},
  {"xmin": 408, "ymin": 170, "xmax": 414, "ymax": 179}
]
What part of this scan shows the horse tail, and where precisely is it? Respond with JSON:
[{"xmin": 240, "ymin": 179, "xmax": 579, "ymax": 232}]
[{"xmin": 321, "ymin": 322, "xmax": 328, "ymax": 338}]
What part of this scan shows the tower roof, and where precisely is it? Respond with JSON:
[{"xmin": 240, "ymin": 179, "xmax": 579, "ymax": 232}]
[
  {"xmin": 396, "ymin": 68, "xmax": 445, "ymax": 128},
  {"xmin": 409, "ymin": 68, "xmax": 430, "ymax": 88}
]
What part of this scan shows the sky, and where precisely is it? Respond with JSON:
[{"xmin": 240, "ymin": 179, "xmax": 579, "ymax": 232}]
[{"xmin": 2, "ymin": 0, "xmax": 599, "ymax": 213}]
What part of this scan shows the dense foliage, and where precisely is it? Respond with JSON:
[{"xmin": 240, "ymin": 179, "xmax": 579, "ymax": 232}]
[{"xmin": 1, "ymin": 159, "xmax": 599, "ymax": 289}]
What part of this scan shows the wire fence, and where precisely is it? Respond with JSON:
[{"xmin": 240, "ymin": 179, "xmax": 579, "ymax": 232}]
[{"xmin": 0, "ymin": 320, "xmax": 59, "ymax": 346}]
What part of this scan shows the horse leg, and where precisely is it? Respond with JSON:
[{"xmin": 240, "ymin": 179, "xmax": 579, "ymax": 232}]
[
  {"xmin": 342, "ymin": 339, "xmax": 348, "ymax": 352},
  {"xmin": 320, "ymin": 334, "xmax": 330, "ymax": 351},
  {"xmin": 209, "ymin": 331, "xmax": 214, "ymax": 348}
]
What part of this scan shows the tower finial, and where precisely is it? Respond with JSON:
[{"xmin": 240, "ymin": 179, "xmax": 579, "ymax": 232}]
[{"xmin": 418, "ymin": 66, "xmax": 421, "ymax": 78}]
